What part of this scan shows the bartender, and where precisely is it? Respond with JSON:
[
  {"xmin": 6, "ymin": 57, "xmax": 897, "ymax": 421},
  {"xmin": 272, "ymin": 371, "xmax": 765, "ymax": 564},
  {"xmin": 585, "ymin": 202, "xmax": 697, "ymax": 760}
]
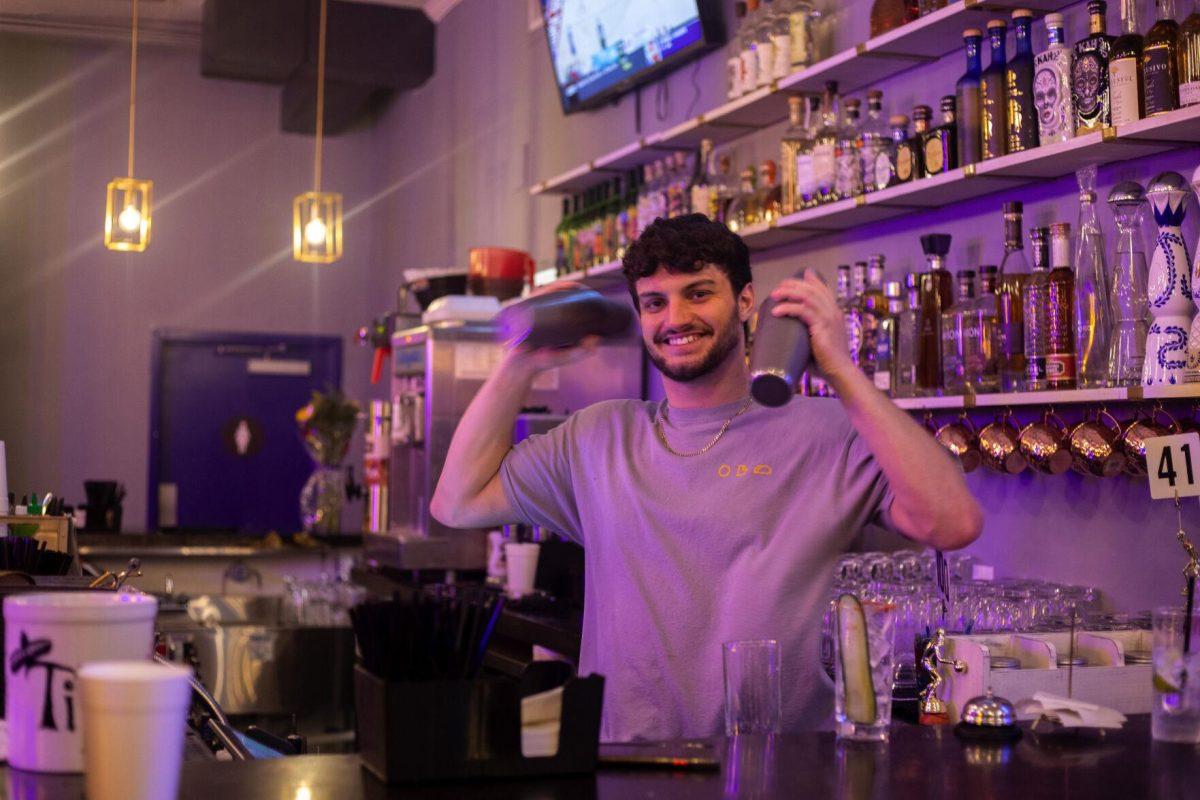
[{"xmin": 431, "ymin": 213, "xmax": 982, "ymax": 742}]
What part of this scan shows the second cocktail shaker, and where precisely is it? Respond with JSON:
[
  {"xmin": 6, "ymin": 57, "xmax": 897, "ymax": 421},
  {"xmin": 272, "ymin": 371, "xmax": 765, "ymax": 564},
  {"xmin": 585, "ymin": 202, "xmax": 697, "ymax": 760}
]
[{"xmin": 494, "ymin": 287, "xmax": 635, "ymax": 349}]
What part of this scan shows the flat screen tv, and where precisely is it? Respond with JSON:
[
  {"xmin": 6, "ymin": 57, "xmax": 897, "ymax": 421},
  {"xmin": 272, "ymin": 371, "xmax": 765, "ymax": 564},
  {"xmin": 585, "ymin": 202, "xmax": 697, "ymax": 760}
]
[{"xmin": 540, "ymin": 0, "xmax": 724, "ymax": 114}]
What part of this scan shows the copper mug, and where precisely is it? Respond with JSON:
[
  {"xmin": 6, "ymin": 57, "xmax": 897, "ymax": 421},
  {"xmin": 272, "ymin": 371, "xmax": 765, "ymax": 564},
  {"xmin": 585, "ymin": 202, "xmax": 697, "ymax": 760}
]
[
  {"xmin": 933, "ymin": 413, "xmax": 981, "ymax": 473},
  {"xmin": 1019, "ymin": 410, "xmax": 1073, "ymax": 475},
  {"xmin": 1068, "ymin": 409, "xmax": 1127, "ymax": 478},
  {"xmin": 978, "ymin": 413, "xmax": 1026, "ymax": 474},
  {"xmin": 1121, "ymin": 406, "xmax": 1178, "ymax": 475}
]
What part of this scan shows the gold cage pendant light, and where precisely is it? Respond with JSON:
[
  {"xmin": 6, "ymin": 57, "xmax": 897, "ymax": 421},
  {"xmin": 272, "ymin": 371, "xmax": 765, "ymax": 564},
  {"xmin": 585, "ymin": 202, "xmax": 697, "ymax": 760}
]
[
  {"xmin": 104, "ymin": 0, "xmax": 152, "ymax": 252},
  {"xmin": 294, "ymin": 0, "xmax": 343, "ymax": 263}
]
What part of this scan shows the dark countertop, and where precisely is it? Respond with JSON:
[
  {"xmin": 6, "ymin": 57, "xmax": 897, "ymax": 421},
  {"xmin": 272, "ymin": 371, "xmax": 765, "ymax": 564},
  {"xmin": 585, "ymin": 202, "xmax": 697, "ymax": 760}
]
[
  {"xmin": 78, "ymin": 531, "xmax": 362, "ymax": 559},
  {"xmin": 4, "ymin": 716, "xmax": 1197, "ymax": 799}
]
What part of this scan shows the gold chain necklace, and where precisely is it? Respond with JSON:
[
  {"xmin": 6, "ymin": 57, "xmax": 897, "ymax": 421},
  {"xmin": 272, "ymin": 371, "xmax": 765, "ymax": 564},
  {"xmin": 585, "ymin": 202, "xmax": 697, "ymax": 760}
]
[{"xmin": 654, "ymin": 397, "xmax": 753, "ymax": 457}]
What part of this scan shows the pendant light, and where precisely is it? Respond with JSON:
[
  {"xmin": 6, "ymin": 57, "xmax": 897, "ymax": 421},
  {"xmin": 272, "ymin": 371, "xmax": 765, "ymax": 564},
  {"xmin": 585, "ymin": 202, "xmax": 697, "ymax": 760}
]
[
  {"xmin": 293, "ymin": 0, "xmax": 342, "ymax": 263},
  {"xmin": 104, "ymin": 0, "xmax": 151, "ymax": 252}
]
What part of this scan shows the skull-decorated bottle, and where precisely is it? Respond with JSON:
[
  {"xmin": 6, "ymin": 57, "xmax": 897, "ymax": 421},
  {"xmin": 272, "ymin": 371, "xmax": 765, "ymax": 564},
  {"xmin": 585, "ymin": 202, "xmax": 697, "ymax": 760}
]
[
  {"xmin": 1072, "ymin": 0, "xmax": 1114, "ymax": 134},
  {"xmin": 1034, "ymin": 13, "xmax": 1074, "ymax": 144}
]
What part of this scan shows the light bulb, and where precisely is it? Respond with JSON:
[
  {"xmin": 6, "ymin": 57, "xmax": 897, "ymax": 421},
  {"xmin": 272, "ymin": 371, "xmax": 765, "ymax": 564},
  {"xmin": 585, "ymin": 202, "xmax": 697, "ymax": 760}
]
[
  {"xmin": 117, "ymin": 204, "xmax": 142, "ymax": 233},
  {"xmin": 304, "ymin": 216, "xmax": 327, "ymax": 246}
]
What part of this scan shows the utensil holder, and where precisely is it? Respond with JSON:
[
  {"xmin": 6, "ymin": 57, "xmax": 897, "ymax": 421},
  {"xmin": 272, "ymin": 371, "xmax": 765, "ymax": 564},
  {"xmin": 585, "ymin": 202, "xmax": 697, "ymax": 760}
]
[{"xmin": 354, "ymin": 665, "xmax": 603, "ymax": 783}]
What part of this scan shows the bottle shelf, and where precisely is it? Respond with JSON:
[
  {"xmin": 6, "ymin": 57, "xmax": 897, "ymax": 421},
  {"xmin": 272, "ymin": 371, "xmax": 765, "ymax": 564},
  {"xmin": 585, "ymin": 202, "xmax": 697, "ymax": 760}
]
[
  {"xmin": 892, "ymin": 383, "xmax": 1200, "ymax": 411},
  {"xmin": 536, "ymin": 259, "xmax": 625, "ymax": 288},
  {"xmin": 529, "ymin": 0, "xmax": 1078, "ymax": 196}
]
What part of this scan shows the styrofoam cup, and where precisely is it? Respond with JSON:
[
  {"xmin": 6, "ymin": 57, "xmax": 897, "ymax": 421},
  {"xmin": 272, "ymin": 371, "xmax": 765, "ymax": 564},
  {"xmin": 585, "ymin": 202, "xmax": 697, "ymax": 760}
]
[
  {"xmin": 4, "ymin": 591, "xmax": 158, "ymax": 772},
  {"xmin": 79, "ymin": 661, "xmax": 193, "ymax": 800},
  {"xmin": 504, "ymin": 543, "xmax": 540, "ymax": 598}
]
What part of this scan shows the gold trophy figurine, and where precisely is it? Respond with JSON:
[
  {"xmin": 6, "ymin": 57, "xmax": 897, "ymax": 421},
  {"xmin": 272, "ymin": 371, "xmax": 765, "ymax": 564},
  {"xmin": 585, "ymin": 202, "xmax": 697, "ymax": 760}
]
[{"xmin": 920, "ymin": 628, "xmax": 966, "ymax": 725}]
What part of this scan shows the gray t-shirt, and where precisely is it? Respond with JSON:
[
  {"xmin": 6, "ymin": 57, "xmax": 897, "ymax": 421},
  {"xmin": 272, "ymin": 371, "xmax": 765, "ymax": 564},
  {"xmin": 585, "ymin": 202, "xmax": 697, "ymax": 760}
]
[{"xmin": 499, "ymin": 394, "xmax": 898, "ymax": 742}]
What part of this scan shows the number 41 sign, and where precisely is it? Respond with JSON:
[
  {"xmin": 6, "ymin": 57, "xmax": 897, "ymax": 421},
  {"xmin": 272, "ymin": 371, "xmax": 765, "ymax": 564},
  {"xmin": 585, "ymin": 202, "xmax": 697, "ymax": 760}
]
[{"xmin": 1145, "ymin": 433, "xmax": 1200, "ymax": 500}]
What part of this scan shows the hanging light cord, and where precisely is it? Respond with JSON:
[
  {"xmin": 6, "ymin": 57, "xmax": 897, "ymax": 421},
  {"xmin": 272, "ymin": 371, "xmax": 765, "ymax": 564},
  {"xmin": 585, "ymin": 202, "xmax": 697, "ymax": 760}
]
[
  {"xmin": 313, "ymin": 0, "xmax": 328, "ymax": 193},
  {"xmin": 127, "ymin": 0, "xmax": 139, "ymax": 178}
]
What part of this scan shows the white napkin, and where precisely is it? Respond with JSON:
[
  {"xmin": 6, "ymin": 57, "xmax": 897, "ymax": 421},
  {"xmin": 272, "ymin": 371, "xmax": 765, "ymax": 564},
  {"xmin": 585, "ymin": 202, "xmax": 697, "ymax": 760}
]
[{"xmin": 1015, "ymin": 692, "xmax": 1127, "ymax": 729}]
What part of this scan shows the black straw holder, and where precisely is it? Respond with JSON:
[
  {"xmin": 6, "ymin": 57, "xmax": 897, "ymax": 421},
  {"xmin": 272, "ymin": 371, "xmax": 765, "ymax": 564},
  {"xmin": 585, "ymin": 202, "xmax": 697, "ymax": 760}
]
[{"xmin": 354, "ymin": 666, "xmax": 604, "ymax": 783}]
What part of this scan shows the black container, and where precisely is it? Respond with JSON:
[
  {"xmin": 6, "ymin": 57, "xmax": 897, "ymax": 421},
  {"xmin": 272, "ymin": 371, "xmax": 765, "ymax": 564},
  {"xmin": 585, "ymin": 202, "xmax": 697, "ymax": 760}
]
[
  {"xmin": 494, "ymin": 288, "xmax": 634, "ymax": 349},
  {"xmin": 748, "ymin": 276, "xmax": 812, "ymax": 407},
  {"xmin": 354, "ymin": 666, "xmax": 604, "ymax": 783},
  {"xmin": 82, "ymin": 480, "xmax": 124, "ymax": 532}
]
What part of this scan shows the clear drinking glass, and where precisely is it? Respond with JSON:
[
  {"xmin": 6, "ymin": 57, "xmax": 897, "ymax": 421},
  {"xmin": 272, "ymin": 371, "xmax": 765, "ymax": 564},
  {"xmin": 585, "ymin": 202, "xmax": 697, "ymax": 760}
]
[
  {"xmin": 1152, "ymin": 606, "xmax": 1200, "ymax": 744},
  {"xmin": 723, "ymin": 640, "xmax": 782, "ymax": 736},
  {"xmin": 833, "ymin": 598, "xmax": 896, "ymax": 742}
]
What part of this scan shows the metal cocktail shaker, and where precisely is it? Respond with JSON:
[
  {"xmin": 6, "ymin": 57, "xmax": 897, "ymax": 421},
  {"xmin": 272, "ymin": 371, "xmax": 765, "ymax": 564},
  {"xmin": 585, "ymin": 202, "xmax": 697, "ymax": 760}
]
[
  {"xmin": 749, "ymin": 272, "xmax": 812, "ymax": 407},
  {"xmin": 494, "ymin": 287, "xmax": 635, "ymax": 349}
]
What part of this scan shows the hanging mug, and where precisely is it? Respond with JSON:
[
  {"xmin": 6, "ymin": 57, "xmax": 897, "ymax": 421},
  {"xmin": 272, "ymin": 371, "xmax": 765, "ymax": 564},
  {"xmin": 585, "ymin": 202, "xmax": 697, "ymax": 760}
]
[
  {"xmin": 1068, "ymin": 408, "xmax": 1128, "ymax": 478},
  {"xmin": 1121, "ymin": 405, "xmax": 1178, "ymax": 475},
  {"xmin": 935, "ymin": 413, "xmax": 981, "ymax": 473},
  {"xmin": 978, "ymin": 412, "xmax": 1027, "ymax": 474},
  {"xmin": 1019, "ymin": 410, "xmax": 1073, "ymax": 475}
]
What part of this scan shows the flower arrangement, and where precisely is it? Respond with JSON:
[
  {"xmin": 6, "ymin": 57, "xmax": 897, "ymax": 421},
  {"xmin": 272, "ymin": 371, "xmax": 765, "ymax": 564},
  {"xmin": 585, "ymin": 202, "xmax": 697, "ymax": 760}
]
[{"xmin": 295, "ymin": 387, "xmax": 359, "ymax": 467}]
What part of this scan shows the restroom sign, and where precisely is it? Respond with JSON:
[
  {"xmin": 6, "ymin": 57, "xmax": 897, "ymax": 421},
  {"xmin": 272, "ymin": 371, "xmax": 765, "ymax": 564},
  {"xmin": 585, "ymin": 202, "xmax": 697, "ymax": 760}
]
[{"xmin": 1145, "ymin": 433, "xmax": 1200, "ymax": 500}]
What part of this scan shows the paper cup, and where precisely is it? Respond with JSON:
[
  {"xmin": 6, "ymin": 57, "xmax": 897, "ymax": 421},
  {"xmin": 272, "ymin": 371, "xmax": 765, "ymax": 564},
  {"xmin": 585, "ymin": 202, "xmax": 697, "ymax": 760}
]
[
  {"xmin": 79, "ymin": 661, "xmax": 193, "ymax": 800},
  {"xmin": 4, "ymin": 592, "xmax": 157, "ymax": 772},
  {"xmin": 504, "ymin": 543, "xmax": 540, "ymax": 598}
]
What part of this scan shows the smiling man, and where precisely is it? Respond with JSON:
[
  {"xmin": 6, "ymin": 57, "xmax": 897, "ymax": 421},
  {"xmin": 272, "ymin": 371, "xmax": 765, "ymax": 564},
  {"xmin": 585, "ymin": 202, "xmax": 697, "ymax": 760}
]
[{"xmin": 431, "ymin": 213, "xmax": 982, "ymax": 742}]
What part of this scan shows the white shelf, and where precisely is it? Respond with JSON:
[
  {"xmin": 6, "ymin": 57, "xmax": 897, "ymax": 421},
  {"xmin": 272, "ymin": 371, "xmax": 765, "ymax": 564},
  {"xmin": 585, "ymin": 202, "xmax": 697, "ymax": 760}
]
[
  {"xmin": 536, "ymin": 259, "xmax": 625, "ymax": 288},
  {"xmin": 892, "ymin": 384, "xmax": 1200, "ymax": 411},
  {"xmin": 530, "ymin": 0, "xmax": 1078, "ymax": 196}
]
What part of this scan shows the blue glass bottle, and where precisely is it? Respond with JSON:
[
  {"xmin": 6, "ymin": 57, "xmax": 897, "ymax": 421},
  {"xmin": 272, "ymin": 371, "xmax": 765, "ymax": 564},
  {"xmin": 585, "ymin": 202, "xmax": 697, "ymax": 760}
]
[
  {"xmin": 1006, "ymin": 9, "xmax": 1037, "ymax": 153},
  {"xmin": 980, "ymin": 19, "xmax": 1008, "ymax": 160},
  {"xmin": 955, "ymin": 28, "xmax": 983, "ymax": 167}
]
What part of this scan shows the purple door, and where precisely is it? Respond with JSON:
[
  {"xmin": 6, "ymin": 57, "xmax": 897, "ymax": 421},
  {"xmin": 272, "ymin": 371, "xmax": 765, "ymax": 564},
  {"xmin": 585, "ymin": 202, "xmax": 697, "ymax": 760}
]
[{"xmin": 148, "ymin": 330, "xmax": 342, "ymax": 534}]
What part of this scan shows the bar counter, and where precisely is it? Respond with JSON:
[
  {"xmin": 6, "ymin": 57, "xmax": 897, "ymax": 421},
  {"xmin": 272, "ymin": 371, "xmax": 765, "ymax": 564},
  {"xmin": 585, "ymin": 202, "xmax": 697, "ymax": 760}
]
[{"xmin": 3, "ymin": 716, "xmax": 1196, "ymax": 799}]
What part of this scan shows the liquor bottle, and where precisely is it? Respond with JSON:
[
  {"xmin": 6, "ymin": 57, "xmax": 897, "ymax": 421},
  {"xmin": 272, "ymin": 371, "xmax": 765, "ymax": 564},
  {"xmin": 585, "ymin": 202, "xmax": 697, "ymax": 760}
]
[
  {"xmin": 757, "ymin": 160, "xmax": 782, "ymax": 223},
  {"xmin": 835, "ymin": 98, "xmax": 864, "ymax": 201},
  {"xmin": 956, "ymin": 28, "xmax": 984, "ymax": 168},
  {"xmin": 785, "ymin": 0, "xmax": 817, "ymax": 69},
  {"xmin": 669, "ymin": 152, "xmax": 689, "ymax": 217},
  {"xmin": 729, "ymin": 2, "xmax": 749, "ymax": 99},
  {"xmin": 812, "ymin": 82, "xmax": 840, "ymax": 203},
  {"xmin": 727, "ymin": 166, "xmax": 759, "ymax": 231},
  {"xmin": 1006, "ymin": 9, "xmax": 1038, "ymax": 153},
  {"xmin": 1106, "ymin": 180, "xmax": 1150, "ymax": 385},
  {"xmin": 847, "ymin": 262, "xmax": 868, "ymax": 369},
  {"xmin": 860, "ymin": 255, "xmax": 888, "ymax": 380},
  {"xmin": 712, "ymin": 154, "xmax": 738, "ymax": 225},
  {"xmin": 617, "ymin": 171, "xmax": 637, "ymax": 258},
  {"xmin": 876, "ymin": 115, "xmax": 908, "ymax": 189},
  {"xmin": 996, "ymin": 201, "xmax": 1030, "ymax": 391},
  {"xmin": 635, "ymin": 164, "xmax": 653, "ymax": 236},
  {"xmin": 1034, "ymin": 13, "xmax": 1075, "ymax": 144},
  {"xmin": 690, "ymin": 139, "xmax": 716, "ymax": 221},
  {"xmin": 981, "ymin": 19, "xmax": 1008, "ymax": 160},
  {"xmin": 871, "ymin": 0, "xmax": 918, "ymax": 38},
  {"xmin": 1074, "ymin": 164, "xmax": 1113, "ymax": 387},
  {"xmin": 1047, "ymin": 222, "xmax": 1078, "ymax": 389},
  {"xmin": 1180, "ymin": 2, "xmax": 1200, "ymax": 106},
  {"xmin": 894, "ymin": 273, "xmax": 922, "ymax": 398},
  {"xmin": 1024, "ymin": 226, "xmax": 1052, "ymax": 390},
  {"xmin": 740, "ymin": 0, "xmax": 761, "ymax": 98},
  {"xmin": 755, "ymin": 0, "xmax": 778, "ymax": 89},
  {"xmin": 1110, "ymin": 0, "xmax": 1144, "ymax": 126},
  {"xmin": 836, "ymin": 265, "xmax": 854, "ymax": 365},
  {"xmin": 1144, "ymin": 0, "xmax": 1181, "ymax": 116},
  {"xmin": 875, "ymin": 280, "xmax": 904, "ymax": 395},
  {"xmin": 796, "ymin": 95, "xmax": 821, "ymax": 208},
  {"xmin": 897, "ymin": 106, "xmax": 929, "ymax": 184},
  {"xmin": 768, "ymin": 0, "xmax": 793, "ymax": 80},
  {"xmin": 781, "ymin": 98, "xmax": 807, "ymax": 214},
  {"xmin": 554, "ymin": 197, "xmax": 570, "ymax": 275},
  {"xmin": 1073, "ymin": 0, "xmax": 1114, "ymax": 134},
  {"xmin": 1144, "ymin": 172, "xmax": 1194, "ymax": 385},
  {"xmin": 941, "ymin": 269, "xmax": 978, "ymax": 394},
  {"xmin": 923, "ymin": 95, "xmax": 958, "ymax": 178},
  {"xmin": 860, "ymin": 90, "xmax": 890, "ymax": 193},
  {"xmin": 917, "ymin": 233, "xmax": 954, "ymax": 394},
  {"xmin": 972, "ymin": 265, "xmax": 1002, "ymax": 392}
]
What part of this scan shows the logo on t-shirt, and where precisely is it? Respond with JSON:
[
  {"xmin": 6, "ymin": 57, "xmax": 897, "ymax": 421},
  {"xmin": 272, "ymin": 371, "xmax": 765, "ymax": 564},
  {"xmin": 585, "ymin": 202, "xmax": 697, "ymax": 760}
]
[{"xmin": 717, "ymin": 463, "xmax": 773, "ymax": 478}]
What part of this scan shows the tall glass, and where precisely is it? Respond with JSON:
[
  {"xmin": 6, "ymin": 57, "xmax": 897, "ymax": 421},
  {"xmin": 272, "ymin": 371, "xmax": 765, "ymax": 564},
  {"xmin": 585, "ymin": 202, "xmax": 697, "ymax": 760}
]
[
  {"xmin": 833, "ymin": 597, "xmax": 896, "ymax": 741},
  {"xmin": 1152, "ymin": 606, "xmax": 1200, "ymax": 743},
  {"xmin": 723, "ymin": 640, "xmax": 782, "ymax": 736}
]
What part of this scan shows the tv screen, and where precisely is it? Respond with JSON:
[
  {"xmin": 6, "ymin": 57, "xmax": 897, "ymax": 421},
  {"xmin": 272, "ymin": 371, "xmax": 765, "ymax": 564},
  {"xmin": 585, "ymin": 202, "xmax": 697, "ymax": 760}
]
[{"xmin": 541, "ymin": 0, "xmax": 723, "ymax": 114}]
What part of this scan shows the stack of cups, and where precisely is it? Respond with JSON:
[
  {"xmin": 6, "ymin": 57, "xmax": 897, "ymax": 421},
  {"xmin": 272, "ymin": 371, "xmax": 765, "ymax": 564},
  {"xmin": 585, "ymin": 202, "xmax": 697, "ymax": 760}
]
[{"xmin": 504, "ymin": 542, "xmax": 540, "ymax": 598}]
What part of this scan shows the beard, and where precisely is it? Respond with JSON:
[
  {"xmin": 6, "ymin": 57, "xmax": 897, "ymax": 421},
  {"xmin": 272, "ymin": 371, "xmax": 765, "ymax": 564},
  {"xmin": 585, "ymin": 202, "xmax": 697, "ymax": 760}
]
[{"xmin": 646, "ymin": 309, "xmax": 743, "ymax": 383}]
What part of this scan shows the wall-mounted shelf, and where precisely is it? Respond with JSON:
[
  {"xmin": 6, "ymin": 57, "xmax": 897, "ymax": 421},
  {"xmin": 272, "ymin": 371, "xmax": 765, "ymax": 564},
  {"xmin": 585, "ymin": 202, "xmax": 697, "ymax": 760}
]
[
  {"xmin": 529, "ymin": 0, "xmax": 1078, "ymax": 196},
  {"xmin": 893, "ymin": 383, "xmax": 1200, "ymax": 411},
  {"xmin": 536, "ymin": 259, "xmax": 624, "ymax": 288}
]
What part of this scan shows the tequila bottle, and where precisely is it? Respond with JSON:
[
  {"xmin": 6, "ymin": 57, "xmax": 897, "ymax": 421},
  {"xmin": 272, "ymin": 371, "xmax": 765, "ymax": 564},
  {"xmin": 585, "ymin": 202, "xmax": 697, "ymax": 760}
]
[
  {"xmin": 1024, "ymin": 227, "xmax": 1053, "ymax": 390},
  {"xmin": 689, "ymin": 139, "xmax": 717, "ymax": 221},
  {"xmin": 917, "ymin": 233, "xmax": 954, "ymax": 394},
  {"xmin": 755, "ymin": 0, "xmax": 778, "ymax": 89},
  {"xmin": 871, "ymin": 0, "xmax": 918, "ymax": 38},
  {"xmin": 728, "ymin": 2, "xmax": 749, "ymax": 99},
  {"xmin": 1180, "ymin": 2, "xmax": 1200, "ymax": 106},
  {"xmin": 712, "ymin": 154, "xmax": 738, "ymax": 225},
  {"xmin": 860, "ymin": 90, "xmax": 890, "ymax": 193},
  {"xmin": 981, "ymin": 19, "xmax": 1008, "ymax": 160},
  {"xmin": 1143, "ymin": 0, "xmax": 1181, "ymax": 116},
  {"xmin": 812, "ymin": 82, "xmax": 840, "ymax": 203},
  {"xmin": 847, "ymin": 262, "xmax": 868, "ymax": 369},
  {"xmin": 860, "ymin": 256, "xmax": 889, "ymax": 380},
  {"xmin": 835, "ymin": 98, "xmax": 864, "ymax": 201},
  {"xmin": 956, "ymin": 28, "xmax": 984, "ymax": 167},
  {"xmin": 784, "ymin": 0, "xmax": 817, "ymax": 70},
  {"xmin": 1109, "ymin": 0, "xmax": 1145, "ymax": 126},
  {"xmin": 1074, "ymin": 164, "xmax": 1114, "ymax": 387},
  {"xmin": 1073, "ymin": 0, "xmax": 1114, "ymax": 134},
  {"xmin": 877, "ymin": 115, "xmax": 909, "ymax": 189},
  {"xmin": 796, "ymin": 96, "xmax": 822, "ymax": 208},
  {"xmin": 768, "ymin": 0, "xmax": 794, "ymax": 80},
  {"xmin": 1047, "ymin": 223, "xmax": 1079, "ymax": 389},
  {"xmin": 1106, "ymin": 181, "xmax": 1150, "ymax": 385},
  {"xmin": 897, "ymin": 106, "xmax": 929, "ymax": 184},
  {"xmin": 997, "ymin": 201, "xmax": 1031, "ymax": 391},
  {"xmin": 1143, "ymin": 172, "xmax": 1194, "ymax": 386},
  {"xmin": 554, "ymin": 197, "xmax": 571, "ymax": 275},
  {"xmin": 1006, "ymin": 9, "xmax": 1038, "ymax": 153},
  {"xmin": 726, "ymin": 167, "xmax": 759, "ymax": 232},
  {"xmin": 757, "ymin": 160, "xmax": 782, "ymax": 224},
  {"xmin": 942, "ymin": 269, "xmax": 978, "ymax": 394},
  {"xmin": 894, "ymin": 273, "xmax": 922, "ymax": 398},
  {"xmin": 780, "ymin": 98, "xmax": 808, "ymax": 215},
  {"xmin": 1034, "ymin": 13, "xmax": 1074, "ymax": 144},
  {"xmin": 923, "ymin": 96, "xmax": 958, "ymax": 177},
  {"xmin": 836, "ymin": 264, "xmax": 854, "ymax": 366},
  {"xmin": 875, "ymin": 280, "xmax": 904, "ymax": 395},
  {"xmin": 973, "ymin": 265, "xmax": 1002, "ymax": 393}
]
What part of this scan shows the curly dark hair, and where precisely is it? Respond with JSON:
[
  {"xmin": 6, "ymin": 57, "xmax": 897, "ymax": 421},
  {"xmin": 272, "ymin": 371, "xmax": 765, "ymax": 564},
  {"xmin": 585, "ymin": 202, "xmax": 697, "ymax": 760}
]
[{"xmin": 621, "ymin": 214, "xmax": 752, "ymax": 307}]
